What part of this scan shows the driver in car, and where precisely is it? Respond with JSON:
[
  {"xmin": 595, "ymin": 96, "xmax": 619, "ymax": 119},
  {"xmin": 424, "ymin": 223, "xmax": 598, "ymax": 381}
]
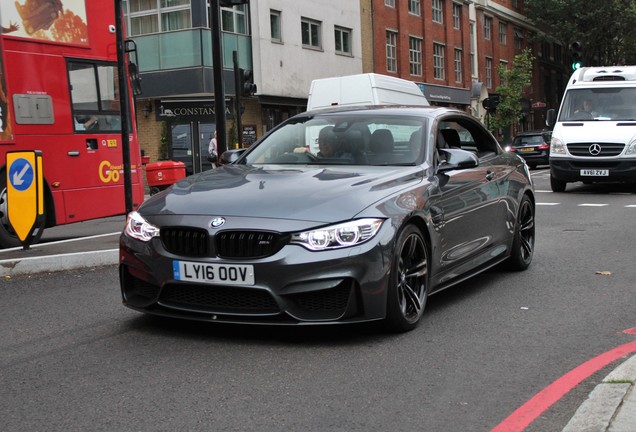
[{"xmin": 316, "ymin": 126, "xmax": 352, "ymax": 159}]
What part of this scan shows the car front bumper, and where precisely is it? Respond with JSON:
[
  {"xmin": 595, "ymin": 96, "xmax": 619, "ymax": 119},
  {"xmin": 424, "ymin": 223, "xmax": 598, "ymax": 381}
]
[
  {"xmin": 119, "ymin": 224, "xmax": 396, "ymax": 326},
  {"xmin": 550, "ymin": 158, "xmax": 636, "ymax": 182}
]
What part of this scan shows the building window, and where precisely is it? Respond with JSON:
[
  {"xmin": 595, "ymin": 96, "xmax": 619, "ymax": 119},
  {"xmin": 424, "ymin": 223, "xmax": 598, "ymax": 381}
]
[
  {"xmin": 270, "ymin": 9, "xmax": 281, "ymax": 42},
  {"xmin": 408, "ymin": 0, "xmax": 421, "ymax": 15},
  {"xmin": 453, "ymin": 3, "xmax": 461, "ymax": 29},
  {"xmin": 385, "ymin": 0, "xmax": 395, "ymax": 7},
  {"xmin": 514, "ymin": 28, "xmax": 523, "ymax": 49},
  {"xmin": 454, "ymin": 48, "xmax": 462, "ymax": 83},
  {"xmin": 499, "ymin": 60, "xmax": 508, "ymax": 85},
  {"xmin": 432, "ymin": 0, "xmax": 443, "ymax": 24},
  {"xmin": 433, "ymin": 43, "xmax": 445, "ymax": 80},
  {"xmin": 127, "ymin": 0, "xmax": 191, "ymax": 35},
  {"xmin": 221, "ymin": 4, "xmax": 247, "ymax": 34},
  {"xmin": 499, "ymin": 22, "xmax": 507, "ymax": 45},
  {"xmin": 470, "ymin": 21, "xmax": 476, "ymax": 77},
  {"xmin": 302, "ymin": 18, "xmax": 322, "ymax": 49},
  {"xmin": 486, "ymin": 57, "xmax": 493, "ymax": 88},
  {"xmin": 409, "ymin": 37, "xmax": 423, "ymax": 76},
  {"xmin": 335, "ymin": 26, "xmax": 352, "ymax": 55},
  {"xmin": 553, "ymin": 43, "xmax": 562, "ymax": 64},
  {"xmin": 484, "ymin": 16, "xmax": 492, "ymax": 40},
  {"xmin": 541, "ymin": 41, "xmax": 551, "ymax": 60},
  {"xmin": 386, "ymin": 30, "xmax": 398, "ymax": 72}
]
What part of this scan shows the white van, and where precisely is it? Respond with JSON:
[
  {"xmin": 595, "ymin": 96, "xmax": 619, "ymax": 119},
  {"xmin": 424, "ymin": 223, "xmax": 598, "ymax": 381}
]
[
  {"xmin": 307, "ymin": 73, "xmax": 429, "ymax": 111},
  {"xmin": 547, "ymin": 66, "xmax": 636, "ymax": 192}
]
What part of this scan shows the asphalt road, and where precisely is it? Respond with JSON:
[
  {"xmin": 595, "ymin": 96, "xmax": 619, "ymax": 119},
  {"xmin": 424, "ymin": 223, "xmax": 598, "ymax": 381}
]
[{"xmin": 1, "ymin": 168, "xmax": 635, "ymax": 431}]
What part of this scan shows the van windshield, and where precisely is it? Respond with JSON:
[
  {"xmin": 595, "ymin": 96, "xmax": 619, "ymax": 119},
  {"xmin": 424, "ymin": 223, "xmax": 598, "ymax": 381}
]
[{"xmin": 559, "ymin": 88, "xmax": 636, "ymax": 121}]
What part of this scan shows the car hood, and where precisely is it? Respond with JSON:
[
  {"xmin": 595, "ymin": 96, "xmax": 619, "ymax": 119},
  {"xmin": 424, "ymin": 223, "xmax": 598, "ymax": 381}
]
[
  {"xmin": 557, "ymin": 121, "xmax": 636, "ymax": 145},
  {"xmin": 139, "ymin": 164, "xmax": 424, "ymax": 223}
]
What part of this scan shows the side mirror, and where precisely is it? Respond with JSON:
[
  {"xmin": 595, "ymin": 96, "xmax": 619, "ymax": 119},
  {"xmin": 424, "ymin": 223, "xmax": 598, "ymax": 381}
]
[
  {"xmin": 220, "ymin": 148, "xmax": 247, "ymax": 165},
  {"xmin": 546, "ymin": 109, "xmax": 556, "ymax": 127},
  {"xmin": 437, "ymin": 148, "xmax": 479, "ymax": 173}
]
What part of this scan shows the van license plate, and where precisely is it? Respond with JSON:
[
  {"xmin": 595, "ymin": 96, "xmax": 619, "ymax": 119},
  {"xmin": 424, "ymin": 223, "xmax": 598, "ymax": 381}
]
[
  {"xmin": 580, "ymin": 169, "xmax": 609, "ymax": 176},
  {"xmin": 173, "ymin": 261, "xmax": 254, "ymax": 285}
]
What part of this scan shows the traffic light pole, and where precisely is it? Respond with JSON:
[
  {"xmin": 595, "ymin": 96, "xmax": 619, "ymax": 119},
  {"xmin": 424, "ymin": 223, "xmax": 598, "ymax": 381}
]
[
  {"xmin": 233, "ymin": 51, "xmax": 243, "ymax": 147},
  {"xmin": 209, "ymin": 0, "xmax": 227, "ymax": 154},
  {"xmin": 114, "ymin": 0, "xmax": 133, "ymax": 214}
]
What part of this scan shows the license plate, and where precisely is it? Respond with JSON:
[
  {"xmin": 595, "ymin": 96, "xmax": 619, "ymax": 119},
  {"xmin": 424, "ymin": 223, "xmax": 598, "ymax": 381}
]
[
  {"xmin": 580, "ymin": 169, "xmax": 609, "ymax": 176},
  {"xmin": 173, "ymin": 260, "xmax": 255, "ymax": 285},
  {"xmin": 520, "ymin": 147, "xmax": 534, "ymax": 152}
]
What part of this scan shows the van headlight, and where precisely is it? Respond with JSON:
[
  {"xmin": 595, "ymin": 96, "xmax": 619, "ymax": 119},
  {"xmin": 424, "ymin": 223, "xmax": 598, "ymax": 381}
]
[
  {"xmin": 625, "ymin": 137, "xmax": 636, "ymax": 156},
  {"xmin": 125, "ymin": 211, "xmax": 160, "ymax": 241},
  {"xmin": 550, "ymin": 136, "xmax": 567, "ymax": 155},
  {"xmin": 290, "ymin": 218, "xmax": 384, "ymax": 251}
]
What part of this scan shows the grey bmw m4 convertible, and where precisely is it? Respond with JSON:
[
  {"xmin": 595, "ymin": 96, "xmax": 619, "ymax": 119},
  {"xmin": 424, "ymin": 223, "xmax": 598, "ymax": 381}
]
[{"xmin": 120, "ymin": 105, "xmax": 535, "ymax": 332}]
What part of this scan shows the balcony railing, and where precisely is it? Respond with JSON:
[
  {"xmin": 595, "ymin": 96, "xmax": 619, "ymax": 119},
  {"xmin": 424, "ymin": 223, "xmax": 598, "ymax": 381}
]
[{"xmin": 130, "ymin": 28, "xmax": 252, "ymax": 72}]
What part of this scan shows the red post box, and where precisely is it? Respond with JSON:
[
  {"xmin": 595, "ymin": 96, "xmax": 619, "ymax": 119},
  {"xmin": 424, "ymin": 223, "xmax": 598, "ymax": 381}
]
[{"xmin": 145, "ymin": 161, "xmax": 186, "ymax": 194}]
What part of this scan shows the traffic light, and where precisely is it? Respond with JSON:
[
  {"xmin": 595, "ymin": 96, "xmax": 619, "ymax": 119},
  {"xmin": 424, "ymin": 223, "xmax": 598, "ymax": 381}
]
[
  {"xmin": 482, "ymin": 94, "xmax": 501, "ymax": 113},
  {"xmin": 239, "ymin": 68, "xmax": 257, "ymax": 96},
  {"xmin": 570, "ymin": 41, "xmax": 583, "ymax": 70}
]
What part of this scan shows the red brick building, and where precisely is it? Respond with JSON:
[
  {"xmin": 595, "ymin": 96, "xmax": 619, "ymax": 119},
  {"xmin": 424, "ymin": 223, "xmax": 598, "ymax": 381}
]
[{"xmin": 362, "ymin": 0, "xmax": 569, "ymax": 142}]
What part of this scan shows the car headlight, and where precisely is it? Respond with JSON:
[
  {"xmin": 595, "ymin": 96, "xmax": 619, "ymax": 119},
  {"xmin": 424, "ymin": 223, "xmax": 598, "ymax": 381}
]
[
  {"xmin": 124, "ymin": 211, "xmax": 160, "ymax": 242},
  {"xmin": 625, "ymin": 137, "xmax": 636, "ymax": 156},
  {"xmin": 290, "ymin": 218, "xmax": 384, "ymax": 251},
  {"xmin": 550, "ymin": 136, "xmax": 566, "ymax": 155}
]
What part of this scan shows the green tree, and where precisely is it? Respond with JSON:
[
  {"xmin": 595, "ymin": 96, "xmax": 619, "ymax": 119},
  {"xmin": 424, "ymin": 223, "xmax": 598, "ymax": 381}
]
[
  {"xmin": 524, "ymin": 0, "xmax": 636, "ymax": 66},
  {"xmin": 488, "ymin": 49, "xmax": 535, "ymax": 134}
]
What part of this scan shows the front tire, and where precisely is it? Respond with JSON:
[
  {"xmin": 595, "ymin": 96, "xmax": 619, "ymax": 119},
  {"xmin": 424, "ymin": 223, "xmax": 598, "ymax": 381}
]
[
  {"xmin": 385, "ymin": 225, "xmax": 429, "ymax": 332},
  {"xmin": 550, "ymin": 174, "xmax": 567, "ymax": 192},
  {"xmin": 507, "ymin": 195, "xmax": 535, "ymax": 271}
]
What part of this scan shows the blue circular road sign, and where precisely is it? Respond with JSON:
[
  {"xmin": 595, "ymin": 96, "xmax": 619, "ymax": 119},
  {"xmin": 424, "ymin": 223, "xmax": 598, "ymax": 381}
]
[{"xmin": 9, "ymin": 158, "xmax": 34, "ymax": 192}]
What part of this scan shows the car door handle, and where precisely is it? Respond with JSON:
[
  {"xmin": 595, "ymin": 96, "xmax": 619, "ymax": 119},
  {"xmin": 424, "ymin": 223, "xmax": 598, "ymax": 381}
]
[
  {"xmin": 486, "ymin": 170, "xmax": 495, "ymax": 181},
  {"xmin": 68, "ymin": 151, "xmax": 81, "ymax": 157}
]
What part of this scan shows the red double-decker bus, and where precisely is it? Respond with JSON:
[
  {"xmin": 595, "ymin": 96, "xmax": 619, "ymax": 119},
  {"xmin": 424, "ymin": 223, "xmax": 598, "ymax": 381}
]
[{"xmin": 0, "ymin": 0, "xmax": 144, "ymax": 247}]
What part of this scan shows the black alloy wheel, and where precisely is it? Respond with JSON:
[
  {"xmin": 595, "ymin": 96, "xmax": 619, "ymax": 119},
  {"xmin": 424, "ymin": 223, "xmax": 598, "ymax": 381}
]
[
  {"xmin": 386, "ymin": 224, "xmax": 429, "ymax": 332},
  {"xmin": 507, "ymin": 195, "xmax": 535, "ymax": 271}
]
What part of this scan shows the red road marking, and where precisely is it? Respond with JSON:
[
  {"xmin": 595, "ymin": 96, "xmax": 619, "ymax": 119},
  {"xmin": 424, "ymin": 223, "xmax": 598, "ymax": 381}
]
[
  {"xmin": 624, "ymin": 327, "xmax": 636, "ymax": 335},
  {"xmin": 491, "ymin": 339, "xmax": 636, "ymax": 432}
]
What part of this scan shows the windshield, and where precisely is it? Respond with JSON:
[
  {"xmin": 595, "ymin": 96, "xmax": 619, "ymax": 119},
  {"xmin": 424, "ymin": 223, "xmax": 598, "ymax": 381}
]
[
  {"xmin": 559, "ymin": 88, "xmax": 636, "ymax": 121},
  {"xmin": 241, "ymin": 113, "xmax": 428, "ymax": 166}
]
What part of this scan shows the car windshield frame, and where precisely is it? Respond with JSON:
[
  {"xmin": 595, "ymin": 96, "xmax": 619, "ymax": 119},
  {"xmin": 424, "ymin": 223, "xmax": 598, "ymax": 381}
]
[{"xmin": 239, "ymin": 112, "xmax": 430, "ymax": 167}]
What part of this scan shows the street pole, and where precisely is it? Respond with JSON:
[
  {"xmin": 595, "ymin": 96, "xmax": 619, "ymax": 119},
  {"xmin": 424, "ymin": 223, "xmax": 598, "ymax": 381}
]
[
  {"xmin": 209, "ymin": 0, "xmax": 227, "ymax": 154},
  {"xmin": 114, "ymin": 0, "xmax": 133, "ymax": 214},
  {"xmin": 233, "ymin": 50, "xmax": 242, "ymax": 148}
]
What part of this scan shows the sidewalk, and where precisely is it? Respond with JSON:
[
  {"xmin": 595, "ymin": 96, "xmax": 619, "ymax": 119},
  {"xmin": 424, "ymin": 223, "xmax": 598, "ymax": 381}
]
[
  {"xmin": 0, "ymin": 215, "xmax": 123, "ymax": 277},
  {"xmin": 562, "ymin": 354, "xmax": 636, "ymax": 431}
]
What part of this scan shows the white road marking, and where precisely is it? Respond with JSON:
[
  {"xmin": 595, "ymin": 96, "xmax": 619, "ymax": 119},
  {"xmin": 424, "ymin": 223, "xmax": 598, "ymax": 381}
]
[{"xmin": 578, "ymin": 203, "xmax": 609, "ymax": 207}]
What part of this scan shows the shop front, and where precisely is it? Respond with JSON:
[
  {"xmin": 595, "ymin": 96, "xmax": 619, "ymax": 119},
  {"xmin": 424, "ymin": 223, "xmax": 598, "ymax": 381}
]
[
  {"xmin": 153, "ymin": 99, "xmax": 233, "ymax": 175},
  {"xmin": 417, "ymin": 83, "xmax": 472, "ymax": 109}
]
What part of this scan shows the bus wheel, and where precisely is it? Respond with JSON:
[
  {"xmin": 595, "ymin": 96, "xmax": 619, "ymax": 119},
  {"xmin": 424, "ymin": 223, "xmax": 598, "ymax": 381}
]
[{"xmin": 0, "ymin": 175, "xmax": 46, "ymax": 248}]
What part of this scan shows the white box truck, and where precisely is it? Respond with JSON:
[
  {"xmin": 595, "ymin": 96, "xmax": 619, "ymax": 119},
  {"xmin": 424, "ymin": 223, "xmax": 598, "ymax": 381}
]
[
  {"xmin": 307, "ymin": 73, "xmax": 429, "ymax": 111},
  {"xmin": 546, "ymin": 66, "xmax": 636, "ymax": 192}
]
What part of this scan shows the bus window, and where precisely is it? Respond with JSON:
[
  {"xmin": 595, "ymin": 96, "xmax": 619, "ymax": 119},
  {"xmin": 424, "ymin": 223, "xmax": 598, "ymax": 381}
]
[{"xmin": 69, "ymin": 61, "xmax": 122, "ymax": 132}]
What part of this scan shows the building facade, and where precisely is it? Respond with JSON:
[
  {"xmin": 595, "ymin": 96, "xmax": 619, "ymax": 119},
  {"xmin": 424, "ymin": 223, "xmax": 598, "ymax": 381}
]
[
  {"xmin": 124, "ymin": 0, "xmax": 362, "ymax": 176},
  {"xmin": 124, "ymin": 0, "xmax": 569, "ymax": 172}
]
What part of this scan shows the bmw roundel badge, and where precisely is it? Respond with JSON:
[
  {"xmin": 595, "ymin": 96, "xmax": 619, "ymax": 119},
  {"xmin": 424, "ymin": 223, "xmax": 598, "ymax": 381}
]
[{"xmin": 210, "ymin": 217, "xmax": 226, "ymax": 228}]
